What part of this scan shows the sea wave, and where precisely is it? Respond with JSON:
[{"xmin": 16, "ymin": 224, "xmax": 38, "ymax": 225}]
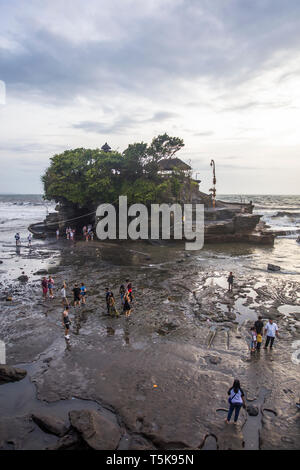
[{"xmin": 271, "ymin": 211, "xmax": 300, "ymax": 218}]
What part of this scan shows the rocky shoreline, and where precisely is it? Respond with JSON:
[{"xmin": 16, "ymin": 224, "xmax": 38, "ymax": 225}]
[{"xmin": 0, "ymin": 239, "xmax": 299, "ymax": 450}]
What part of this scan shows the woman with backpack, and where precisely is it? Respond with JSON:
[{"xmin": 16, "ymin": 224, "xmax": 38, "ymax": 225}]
[{"xmin": 226, "ymin": 379, "xmax": 246, "ymax": 424}]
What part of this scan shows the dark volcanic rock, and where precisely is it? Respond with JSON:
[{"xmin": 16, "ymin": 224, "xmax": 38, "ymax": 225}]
[
  {"xmin": 206, "ymin": 355, "xmax": 222, "ymax": 365},
  {"xmin": 0, "ymin": 365, "xmax": 27, "ymax": 385},
  {"xmin": 128, "ymin": 435, "xmax": 155, "ymax": 450},
  {"xmin": 18, "ymin": 275, "xmax": 29, "ymax": 282},
  {"xmin": 247, "ymin": 405, "xmax": 259, "ymax": 416},
  {"xmin": 47, "ymin": 429, "xmax": 83, "ymax": 450},
  {"xmin": 267, "ymin": 264, "xmax": 281, "ymax": 272},
  {"xmin": 233, "ymin": 214, "xmax": 261, "ymax": 233},
  {"xmin": 34, "ymin": 269, "xmax": 48, "ymax": 275},
  {"xmin": 31, "ymin": 413, "xmax": 69, "ymax": 437},
  {"xmin": 69, "ymin": 409, "xmax": 121, "ymax": 450}
]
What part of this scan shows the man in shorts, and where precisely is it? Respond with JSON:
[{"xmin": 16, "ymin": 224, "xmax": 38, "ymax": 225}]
[
  {"xmin": 61, "ymin": 281, "xmax": 68, "ymax": 306},
  {"xmin": 72, "ymin": 283, "xmax": 81, "ymax": 307},
  {"xmin": 62, "ymin": 305, "xmax": 71, "ymax": 339}
]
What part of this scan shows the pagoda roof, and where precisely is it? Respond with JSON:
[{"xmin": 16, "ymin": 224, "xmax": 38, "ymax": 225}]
[
  {"xmin": 158, "ymin": 157, "xmax": 191, "ymax": 171},
  {"xmin": 101, "ymin": 142, "xmax": 112, "ymax": 152}
]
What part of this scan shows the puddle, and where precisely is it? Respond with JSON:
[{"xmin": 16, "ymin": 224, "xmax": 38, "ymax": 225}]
[
  {"xmin": 204, "ymin": 276, "xmax": 228, "ymax": 289},
  {"xmin": 278, "ymin": 305, "xmax": 300, "ymax": 316},
  {"xmin": 217, "ymin": 297, "xmax": 258, "ymax": 325},
  {"xmin": 242, "ymin": 387, "xmax": 269, "ymax": 450},
  {"xmin": 233, "ymin": 298, "xmax": 258, "ymax": 325},
  {"xmin": 0, "ymin": 362, "xmax": 114, "ymax": 450}
]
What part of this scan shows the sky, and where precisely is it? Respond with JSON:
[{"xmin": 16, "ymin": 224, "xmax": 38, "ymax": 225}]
[{"xmin": 0, "ymin": 0, "xmax": 300, "ymax": 195}]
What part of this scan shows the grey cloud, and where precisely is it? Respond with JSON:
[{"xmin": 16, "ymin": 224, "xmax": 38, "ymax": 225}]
[
  {"xmin": 73, "ymin": 110, "xmax": 179, "ymax": 134},
  {"xmin": 0, "ymin": 142, "xmax": 66, "ymax": 153},
  {"xmin": 148, "ymin": 111, "xmax": 178, "ymax": 122},
  {"xmin": 1, "ymin": 0, "xmax": 300, "ymax": 104}
]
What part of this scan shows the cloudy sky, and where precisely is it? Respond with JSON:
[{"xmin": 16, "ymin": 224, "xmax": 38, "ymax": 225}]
[{"xmin": 0, "ymin": 0, "xmax": 300, "ymax": 194}]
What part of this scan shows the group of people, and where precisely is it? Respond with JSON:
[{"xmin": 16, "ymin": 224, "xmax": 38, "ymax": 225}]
[
  {"xmin": 249, "ymin": 316, "xmax": 279, "ymax": 352},
  {"xmin": 105, "ymin": 280, "xmax": 134, "ymax": 318},
  {"xmin": 82, "ymin": 225, "xmax": 94, "ymax": 241},
  {"xmin": 55, "ymin": 224, "xmax": 94, "ymax": 242},
  {"xmin": 41, "ymin": 276, "xmax": 55, "ymax": 299},
  {"xmin": 41, "ymin": 276, "xmax": 134, "ymax": 338},
  {"xmin": 14, "ymin": 232, "xmax": 32, "ymax": 247},
  {"xmin": 61, "ymin": 282, "xmax": 87, "ymax": 339}
]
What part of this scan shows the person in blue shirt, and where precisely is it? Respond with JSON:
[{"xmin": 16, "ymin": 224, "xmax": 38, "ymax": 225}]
[{"xmin": 80, "ymin": 283, "xmax": 87, "ymax": 305}]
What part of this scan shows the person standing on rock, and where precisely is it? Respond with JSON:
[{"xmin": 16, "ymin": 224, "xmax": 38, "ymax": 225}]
[
  {"xmin": 108, "ymin": 293, "xmax": 119, "ymax": 317},
  {"xmin": 255, "ymin": 316, "xmax": 264, "ymax": 351},
  {"xmin": 80, "ymin": 282, "xmax": 87, "ymax": 305},
  {"xmin": 226, "ymin": 379, "xmax": 246, "ymax": 424},
  {"xmin": 61, "ymin": 281, "xmax": 68, "ymax": 306},
  {"xmin": 126, "ymin": 279, "xmax": 133, "ymax": 302},
  {"xmin": 14, "ymin": 232, "xmax": 20, "ymax": 246},
  {"xmin": 249, "ymin": 327, "xmax": 257, "ymax": 352},
  {"xmin": 72, "ymin": 283, "xmax": 81, "ymax": 307},
  {"xmin": 264, "ymin": 319, "xmax": 279, "ymax": 350},
  {"xmin": 41, "ymin": 277, "xmax": 48, "ymax": 300},
  {"xmin": 62, "ymin": 305, "xmax": 71, "ymax": 339},
  {"xmin": 56, "ymin": 228, "xmax": 60, "ymax": 239},
  {"xmin": 48, "ymin": 276, "xmax": 54, "ymax": 299},
  {"xmin": 227, "ymin": 272, "xmax": 234, "ymax": 292},
  {"xmin": 105, "ymin": 288, "xmax": 113, "ymax": 314},
  {"xmin": 123, "ymin": 290, "xmax": 132, "ymax": 318},
  {"xmin": 27, "ymin": 233, "xmax": 32, "ymax": 247},
  {"xmin": 255, "ymin": 316, "xmax": 264, "ymax": 335},
  {"xmin": 119, "ymin": 284, "xmax": 126, "ymax": 306}
]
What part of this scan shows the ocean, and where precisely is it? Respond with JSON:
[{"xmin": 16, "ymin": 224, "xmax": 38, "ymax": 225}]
[{"xmin": 218, "ymin": 194, "xmax": 300, "ymax": 237}]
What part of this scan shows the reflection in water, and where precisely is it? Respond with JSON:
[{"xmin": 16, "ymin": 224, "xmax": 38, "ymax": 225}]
[
  {"xmin": 16, "ymin": 245, "xmax": 21, "ymax": 255},
  {"xmin": 123, "ymin": 322, "xmax": 130, "ymax": 345},
  {"xmin": 74, "ymin": 309, "xmax": 88, "ymax": 335},
  {"xmin": 106, "ymin": 326, "xmax": 115, "ymax": 336},
  {"xmin": 64, "ymin": 337, "xmax": 71, "ymax": 351}
]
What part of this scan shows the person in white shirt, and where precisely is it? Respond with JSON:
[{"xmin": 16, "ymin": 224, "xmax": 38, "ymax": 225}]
[
  {"xmin": 264, "ymin": 319, "xmax": 279, "ymax": 349},
  {"xmin": 61, "ymin": 281, "xmax": 68, "ymax": 306}
]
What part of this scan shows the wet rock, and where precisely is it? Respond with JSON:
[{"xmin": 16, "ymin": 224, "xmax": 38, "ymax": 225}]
[
  {"xmin": 128, "ymin": 435, "xmax": 155, "ymax": 450},
  {"xmin": 267, "ymin": 264, "xmax": 281, "ymax": 272},
  {"xmin": 0, "ymin": 416, "xmax": 35, "ymax": 450},
  {"xmin": 31, "ymin": 413, "xmax": 69, "ymax": 437},
  {"xmin": 18, "ymin": 275, "xmax": 29, "ymax": 282},
  {"xmin": 207, "ymin": 356, "xmax": 222, "ymax": 365},
  {"xmin": 157, "ymin": 320, "xmax": 180, "ymax": 335},
  {"xmin": 34, "ymin": 269, "xmax": 48, "ymax": 275},
  {"xmin": 246, "ymin": 405, "xmax": 259, "ymax": 416},
  {"xmin": 47, "ymin": 429, "xmax": 83, "ymax": 450},
  {"xmin": 0, "ymin": 365, "xmax": 27, "ymax": 385},
  {"xmin": 69, "ymin": 409, "xmax": 121, "ymax": 450}
]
